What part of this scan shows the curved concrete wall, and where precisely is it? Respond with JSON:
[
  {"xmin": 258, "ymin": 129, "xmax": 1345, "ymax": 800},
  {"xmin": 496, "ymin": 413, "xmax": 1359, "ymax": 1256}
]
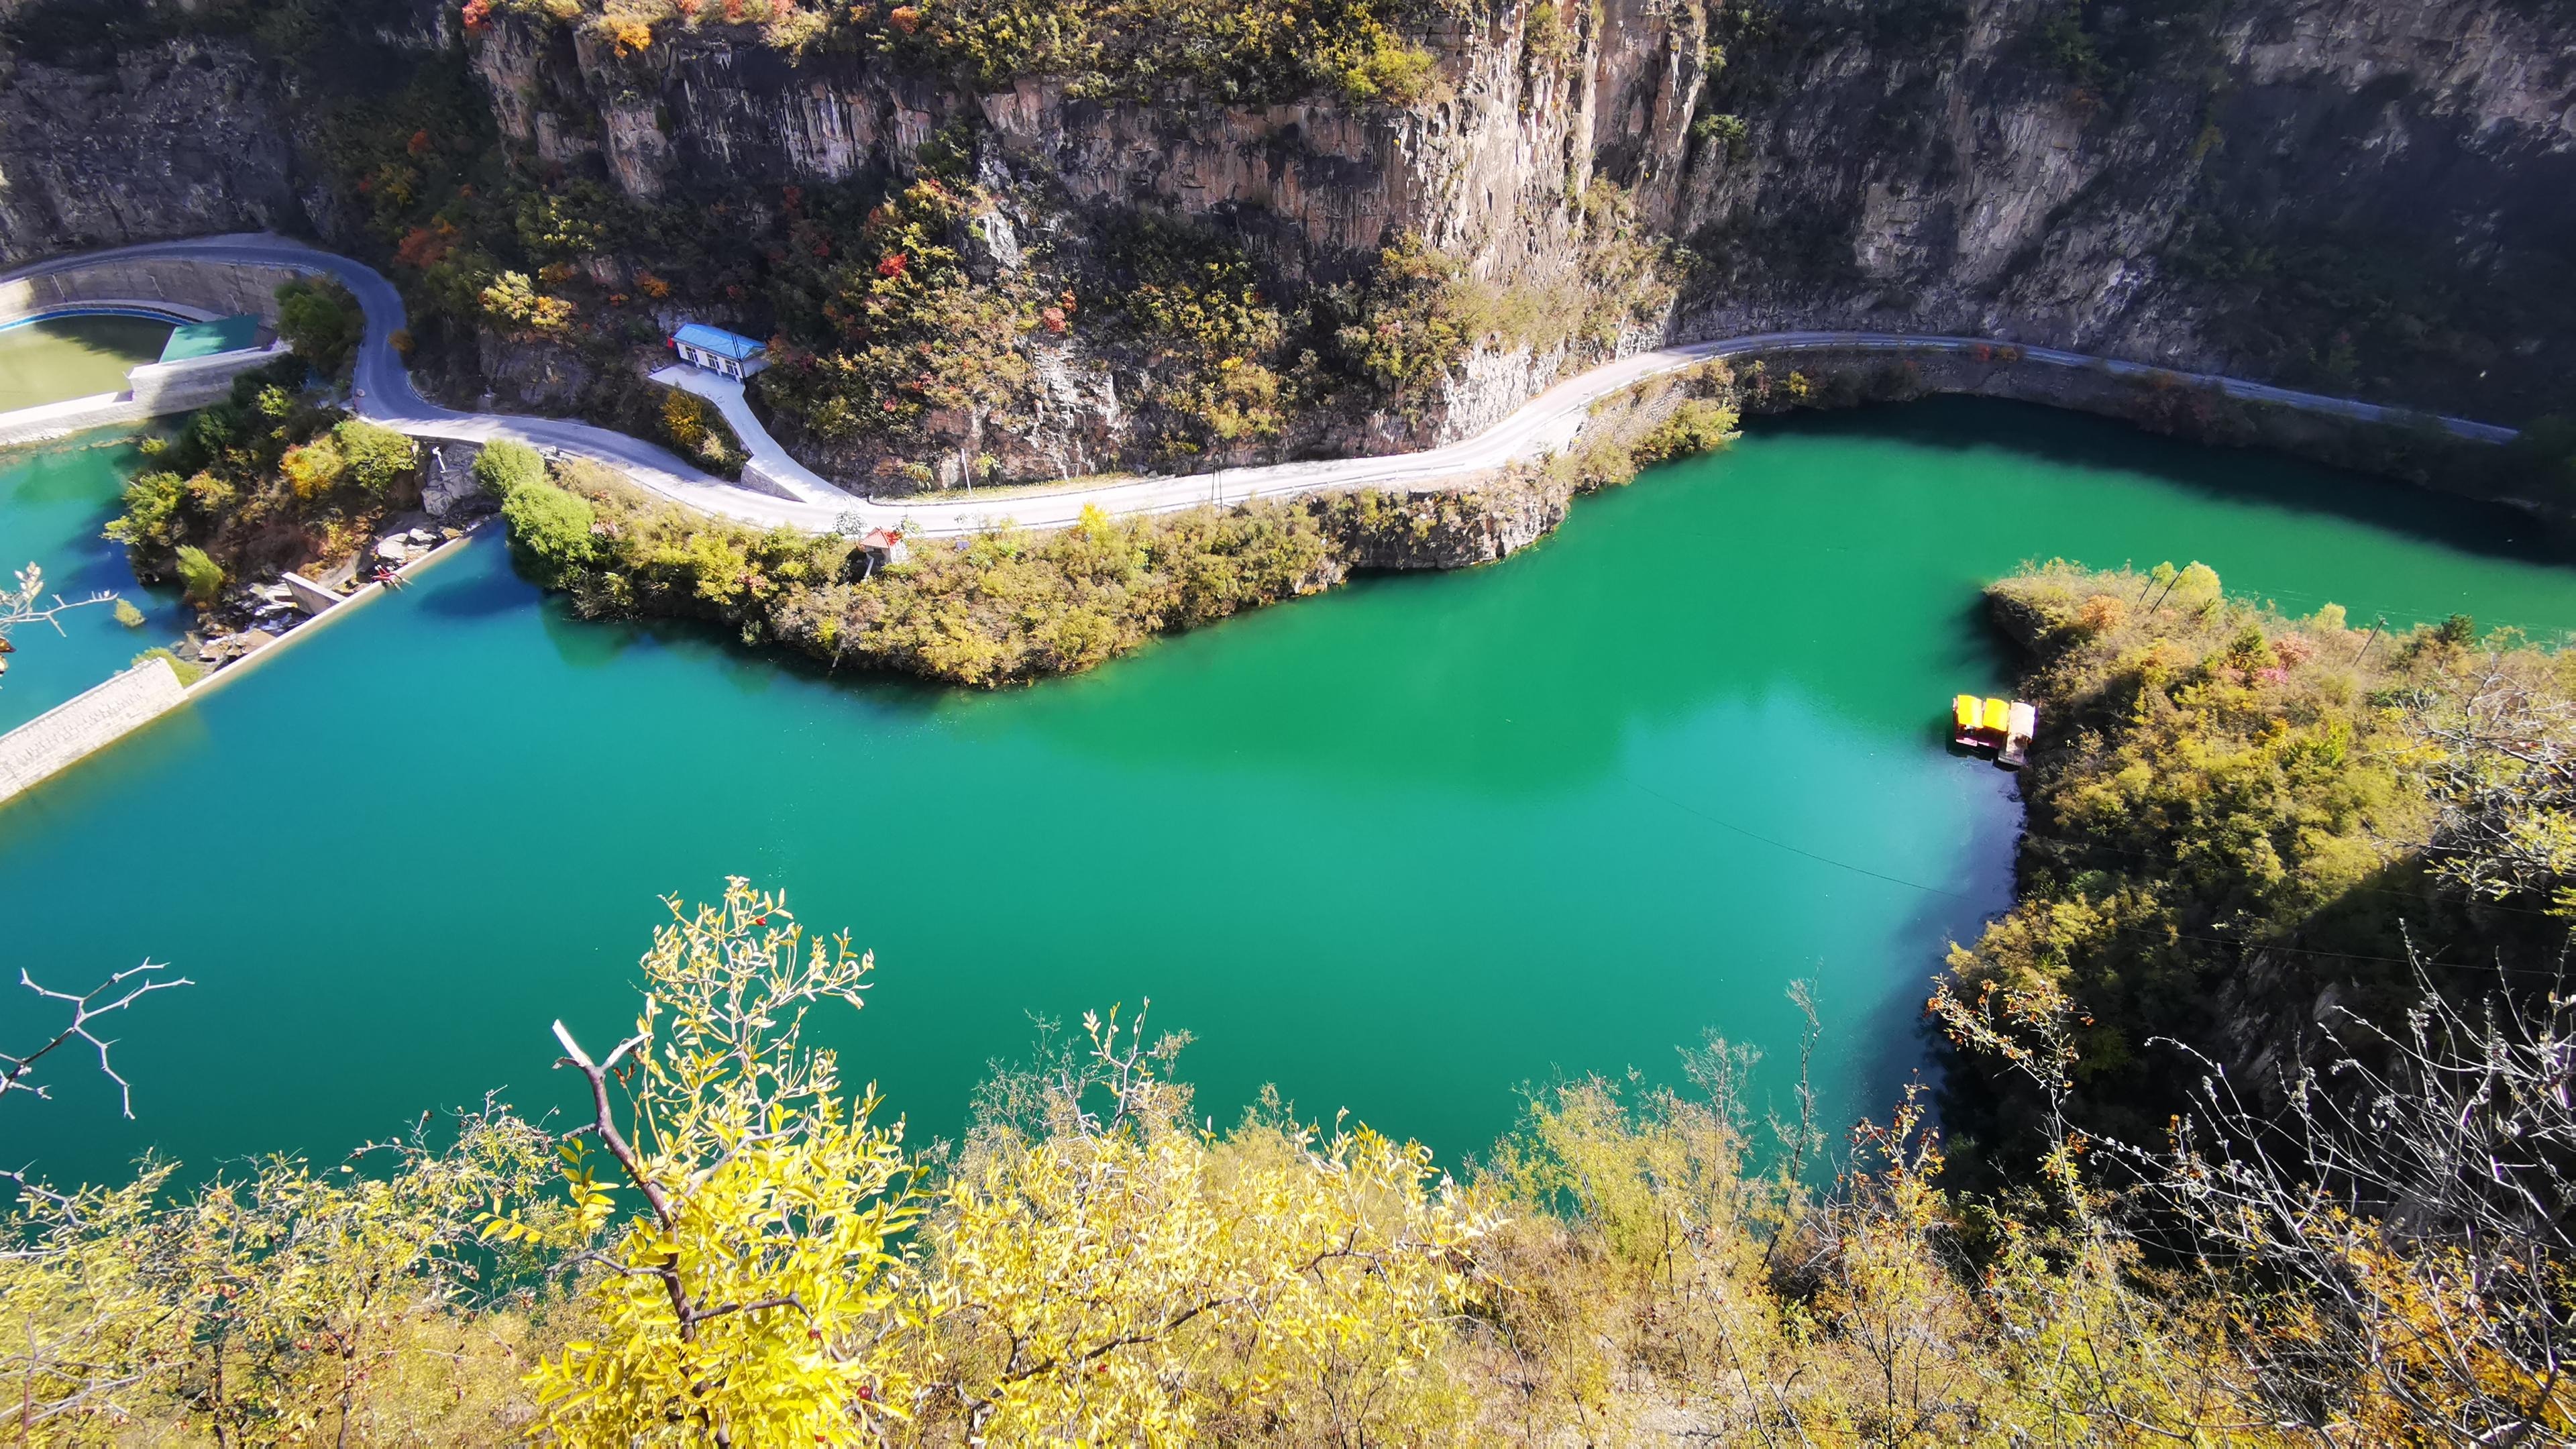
[
  {"xmin": 0, "ymin": 257, "xmax": 305, "ymax": 447},
  {"xmin": 0, "ymin": 257, "xmax": 303, "ymax": 328}
]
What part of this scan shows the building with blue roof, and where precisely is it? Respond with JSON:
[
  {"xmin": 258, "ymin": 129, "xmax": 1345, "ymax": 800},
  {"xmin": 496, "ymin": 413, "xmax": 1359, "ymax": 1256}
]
[{"xmin": 669, "ymin": 323, "xmax": 769, "ymax": 380}]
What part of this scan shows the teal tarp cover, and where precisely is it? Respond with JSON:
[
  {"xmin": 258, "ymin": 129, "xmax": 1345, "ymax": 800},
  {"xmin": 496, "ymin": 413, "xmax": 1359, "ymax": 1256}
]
[{"xmin": 159, "ymin": 315, "xmax": 260, "ymax": 363}]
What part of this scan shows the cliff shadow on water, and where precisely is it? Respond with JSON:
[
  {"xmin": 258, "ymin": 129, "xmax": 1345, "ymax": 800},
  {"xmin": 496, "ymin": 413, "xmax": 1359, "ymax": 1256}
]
[{"xmin": 1750, "ymin": 394, "xmax": 2576, "ymax": 576}]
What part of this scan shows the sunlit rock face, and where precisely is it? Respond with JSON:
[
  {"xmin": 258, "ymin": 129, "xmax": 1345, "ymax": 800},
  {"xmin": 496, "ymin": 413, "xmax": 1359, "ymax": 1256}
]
[
  {"xmin": 7, "ymin": 0, "xmax": 2567, "ymax": 466},
  {"xmin": 456, "ymin": 0, "xmax": 2574, "ymax": 419}
]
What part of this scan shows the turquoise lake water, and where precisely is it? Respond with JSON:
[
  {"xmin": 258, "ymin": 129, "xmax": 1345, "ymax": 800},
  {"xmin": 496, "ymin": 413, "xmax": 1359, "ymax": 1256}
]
[
  {"xmin": 3, "ymin": 397, "xmax": 2572, "ymax": 1193},
  {"xmin": 0, "ymin": 433, "xmax": 191, "ymax": 732}
]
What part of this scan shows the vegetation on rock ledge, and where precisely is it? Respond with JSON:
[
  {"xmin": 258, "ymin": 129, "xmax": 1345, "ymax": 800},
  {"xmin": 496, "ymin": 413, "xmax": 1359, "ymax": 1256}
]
[
  {"xmin": 1941, "ymin": 561, "xmax": 2576, "ymax": 1180},
  {"xmin": 476, "ymin": 362, "xmax": 1741, "ymax": 687},
  {"xmin": 466, "ymin": 0, "xmax": 1446, "ymax": 107},
  {"xmin": 103, "ymin": 356, "xmax": 419, "ymax": 609}
]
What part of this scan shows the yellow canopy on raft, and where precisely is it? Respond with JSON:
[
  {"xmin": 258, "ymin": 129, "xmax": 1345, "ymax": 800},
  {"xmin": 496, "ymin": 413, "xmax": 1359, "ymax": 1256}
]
[
  {"xmin": 1953, "ymin": 695, "xmax": 1982, "ymax": 731},
  {"xmin": 1982, "ymin": 698, "xmax": 2011, "ymax": 733}
]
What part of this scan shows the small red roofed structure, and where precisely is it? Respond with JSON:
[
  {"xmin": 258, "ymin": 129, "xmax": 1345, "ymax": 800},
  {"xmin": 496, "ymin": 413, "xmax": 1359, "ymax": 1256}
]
[{"xmin": 856, "ymin": 527, "xmax": 908, "ymax": 577}]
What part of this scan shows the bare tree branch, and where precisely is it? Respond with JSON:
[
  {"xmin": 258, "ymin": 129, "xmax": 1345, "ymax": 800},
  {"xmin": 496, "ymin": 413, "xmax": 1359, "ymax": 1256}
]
[{"xmin": 3, "ymin": 963, "xmax": 191, "ymax": 1119}]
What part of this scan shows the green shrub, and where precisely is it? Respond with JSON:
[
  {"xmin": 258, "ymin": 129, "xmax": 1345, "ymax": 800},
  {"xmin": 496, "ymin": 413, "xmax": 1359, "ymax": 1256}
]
[
  {"xmin": 113, "ymin": 599, "xmax": 145, "ymax": 629},
  {"xmin": 274, "ymin": 278, "xmax": 364, "ymax": 377},
  {"xmin": 129, "ymin": 646, "xmax": 205, "ymax": 686},
  {"xmin": 472, "ymin": 439, "xmax": 547, "ymax": 500},
  {"xmin": 657, "ymin": 389, "xmax": 745, "ymax": 472},
  {"xmin": 499, "ymin": 477, "xmax": 598, "ymax": 583},
  {"xmin": 103, "ymin": 470, "xmax": 189, "ymax": 553},
  {"xmin": 753, "ymin": 178, "xmax": 1038, "ymax": 445},
  {"xmin": 332, "ymin": 419, "xmax": 417, "ymax": 496},
  {"xmin": 1690, "ymin": 112, "xmax": 1749, "ymax": 159},
  {"xmin": 1629, "ymin": 399, "xmax": 1742, "ymax": 467},
  {"xmin": 1941, "ymin": 562, "xmax": 2576, "ymax": 1182},
  {"xmin": 1328, "ymin": 234, "xmax": 1479, "ymax": 402},
  {"xmin": 280, "ymin": 435, "xmax": 349, "ymax": 498},
  {"xmin": 173, "ymin": 545, "xmax": 224, "ymax": 606},
  {"xmin": 897, "ymin": 0, "xmax": 1436, "ymax": 105}
]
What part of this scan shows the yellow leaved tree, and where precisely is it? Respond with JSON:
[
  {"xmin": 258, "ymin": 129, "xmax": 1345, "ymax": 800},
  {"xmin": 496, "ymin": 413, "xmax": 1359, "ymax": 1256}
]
[
  {"xmin": 902, "ymin": 1006, "xmax": 1497, "ymax": 1444},
  {"xmin": 487, "ymin": 879, "xmax": 924, "ymax": 1445}
]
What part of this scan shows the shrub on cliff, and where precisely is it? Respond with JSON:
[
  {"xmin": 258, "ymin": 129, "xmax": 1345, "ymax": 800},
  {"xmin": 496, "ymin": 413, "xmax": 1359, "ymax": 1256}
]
[
  {"xmin": 470, "ymin": 437, "xmax": 547, "ymax": 499},
  {"xmin": 1939, "ymin": 561, "xmax": 2571, "ymax": 1179},
  {"xmin": 172, "ymin": 546, "xmax": 224, "ymax": 606},
  {"xmin": 498, "ymin": 476, "xmax": 598, "ymax": 584},
  {"xmin": 274, "ymin": 278, "xmax": 364, "ymax": 378},
  {"xmin": 331, "ymin": 419, "xmax": 419, "ymax": 497},
  {"xmin": 751, "ymin": 177, "xmax": 1040, "ymax": 451},
  {"xmin": 1324, "ymin": 233, "xmax": 1483, "ymax": 405},
  {"xmin": 1100, "ymin": 215, "xmax": 1296, "ymax": 456},
  {"xmin": 1628, "ymin": 398, "xmax": 1743, "ymax": 467},
  {"xmin": 476, "ymin": 0, "xmax": 1442, "ymax": 106}
]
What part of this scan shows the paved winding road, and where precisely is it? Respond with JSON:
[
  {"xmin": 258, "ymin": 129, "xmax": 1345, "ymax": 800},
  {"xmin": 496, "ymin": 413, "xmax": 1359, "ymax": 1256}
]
[{"xmin": 5, "ymin": 233, "xmax": 2523, "ymax": 539}]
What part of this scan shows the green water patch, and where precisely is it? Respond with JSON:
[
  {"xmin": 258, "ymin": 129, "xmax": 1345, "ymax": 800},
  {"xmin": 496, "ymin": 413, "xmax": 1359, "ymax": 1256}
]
[
  {"xmin": 0, "ymin": 433, "xmax": 191, "ymax": 732},
  {"xmin": 0, "ymin": 314, "xmax": 174, "ymax": 412},
  {"xmin": 3, "ymin": 397, "xmax": 2573, "ymax": 1195}
]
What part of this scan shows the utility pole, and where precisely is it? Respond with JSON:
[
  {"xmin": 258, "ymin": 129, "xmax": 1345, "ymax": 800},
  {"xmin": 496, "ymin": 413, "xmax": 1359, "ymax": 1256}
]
[{"xmin": 2353, "ymin": 615, "xmax": 2387, "ymax": 667}]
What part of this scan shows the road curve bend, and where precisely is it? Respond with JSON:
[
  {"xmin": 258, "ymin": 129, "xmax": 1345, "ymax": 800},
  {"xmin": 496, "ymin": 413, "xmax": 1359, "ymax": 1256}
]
[{"xmin": 5, "ymin": 233, "xmax": 2523, "ymax": 539}]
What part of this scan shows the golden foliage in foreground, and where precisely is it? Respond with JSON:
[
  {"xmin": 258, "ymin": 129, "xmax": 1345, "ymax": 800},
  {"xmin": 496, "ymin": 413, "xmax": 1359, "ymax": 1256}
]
[{"xmin": 6, "ymin": 881, "xmax": 2567, "ymax": 1444}]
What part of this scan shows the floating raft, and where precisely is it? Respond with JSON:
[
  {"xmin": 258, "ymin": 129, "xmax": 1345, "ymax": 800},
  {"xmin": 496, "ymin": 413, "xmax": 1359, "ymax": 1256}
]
[
  {"xmin": 1998, "ymin": 700, "xmax": 2037, "ymax": 770},
  {"xmin": 1951, "ymin": 693, "xmax": 2038, "ymax": 768}
]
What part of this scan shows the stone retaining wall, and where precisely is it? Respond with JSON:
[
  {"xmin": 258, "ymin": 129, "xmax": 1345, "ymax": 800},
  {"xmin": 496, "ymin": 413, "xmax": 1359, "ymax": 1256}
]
[
  {"xmin": 0, "ymin": 657, "xmax": 188, "ymax": 806},
  {"xmin": 0, "ymin": 258, "xmax": 304, "ymax": 327}
]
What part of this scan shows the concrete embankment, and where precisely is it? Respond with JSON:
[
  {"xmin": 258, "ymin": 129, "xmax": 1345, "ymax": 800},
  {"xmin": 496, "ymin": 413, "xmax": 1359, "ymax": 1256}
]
[
  {"xmin": 0, "ymin": 657, "xmax": 189, "ymax": 804},
  {"xmin": 0, "ymin": 527, "xmax": 483, "ymax": 808},
  {"xmin": 0, "ymin": 255, "xmax": 298, "ymax": 447},
  {"xmin": 0, "ymin": 341, "xmax": 294, "ymax": 448}
]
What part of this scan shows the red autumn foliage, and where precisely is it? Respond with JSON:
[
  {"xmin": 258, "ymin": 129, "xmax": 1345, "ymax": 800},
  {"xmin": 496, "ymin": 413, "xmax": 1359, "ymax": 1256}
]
[
  {"xmin": 460, "ymin": 0, "xmax": 492, "ymax": 29},
  {"xmin": 877, "ymin": 252, "xmax": 910, "ymax": 279},
  {"xmin": 395, "ymin": 225, "xmax": 452, "ymax": 269},
  {"xmin": 888, "ymin": 5, "xmax": 921, "ymax": 32},
  {"xmin": 1040, "ymin": 307, "xmax": 1067, "ymax": 334}
]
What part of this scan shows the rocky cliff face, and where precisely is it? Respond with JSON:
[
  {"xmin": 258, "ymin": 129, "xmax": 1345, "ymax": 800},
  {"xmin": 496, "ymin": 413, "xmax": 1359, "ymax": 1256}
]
[
  {"xmin": 5, "ymin": 0, "xmax": 2568, "ymax": 443},
  {"xmin": 0, "ymin": 0, "xmax": 464, "ymax": 266},
  {"xmin": 1663, "ymin": 0, "xmax": 2576, "ymax": 420},
  {"xmin": 0, "ymin": 36, "xmax": 309, "ymax": 260},
  {"xmin": 462, "ymin": 0, "xmax": 2573, "ymax": 427}
]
